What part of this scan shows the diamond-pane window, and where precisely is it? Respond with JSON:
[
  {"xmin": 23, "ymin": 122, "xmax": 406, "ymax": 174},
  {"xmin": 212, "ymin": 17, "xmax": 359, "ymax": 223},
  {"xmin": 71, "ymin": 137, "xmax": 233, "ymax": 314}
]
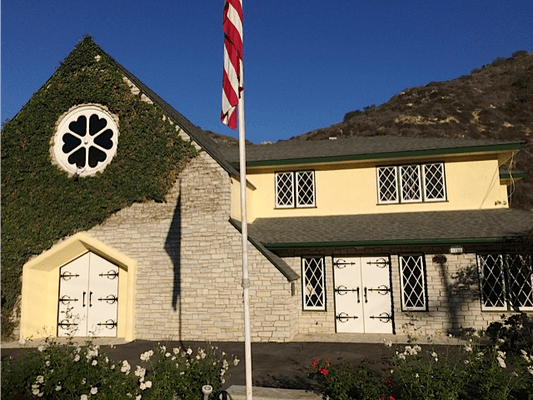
[
  {"xmin": 378, "ymin": 166, "xmax": 398, "ymax": 204},
  {"xmin": 399, "ymin": 165, "xmax": 421, "ymax": 202},
  {"xmin": 478, "ymin": 253, "xmax": 533, "ymax": 311},
  {"xmin": 296, "ymin": 171, "xmax": 315, "ymax": 207},
  {"xmin": 276, "ymin": 172, "xmax": 294, "ymax": 208},
  {"xmin": 377, "ymin": 163, "xmax": 446, "ymax": 204},
  {"xmin": 423, "ymin": 163, "xmax": 446, "ymax": 201},
  {"xmin": 399, "ymin": 255, "xmax": 427, "ymax": 311},
  {"xmin": 302, "ymin": 257, "xmax": 326, "ymax": 310},
  {"xmin": 276, "ymin": 171, "xmax": 315, "ymax": 208}
]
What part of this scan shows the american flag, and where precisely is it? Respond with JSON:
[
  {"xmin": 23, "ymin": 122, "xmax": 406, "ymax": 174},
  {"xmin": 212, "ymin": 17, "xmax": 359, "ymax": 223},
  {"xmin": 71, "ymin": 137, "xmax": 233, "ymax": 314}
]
[{"xmin": 221, "ymin": 0, "xmax": 243, "ymax": 130}]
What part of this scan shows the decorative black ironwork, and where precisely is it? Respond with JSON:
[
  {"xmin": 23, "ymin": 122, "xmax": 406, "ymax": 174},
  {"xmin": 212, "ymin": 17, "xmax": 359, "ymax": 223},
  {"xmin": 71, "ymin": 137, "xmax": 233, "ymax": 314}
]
[
  {"xmin": 334, "ymin": 286, "xmax": 360, "ymax": 302},
  {"xmin": 367, "ymin": 285, "xmax": 391, "ymax": 295},
  {"xmin": 59, "ymin": 295, "xmax": 78, "ymax": 305},
  {"xmin": 98, "ymin": 295, "xmax": 118, "ymax": 304},
  {"xmin": 99, "ymin": 270, "xmax": 118, "ymax": 279},
  {"xmin": 336, "ymin": 312, "xmax": 358, "ymax": 323},
  {"xmin": 366, "ymin": 258, "xmax": 390, "ymax": 268},
  {"xmin": 369, "ymin": 312, "xmax": 392, "ymax": 323},
  {"xmin": 60, "ymin": 271, "xmax": 80, "ymax": 280},
  {"xmin": 97, "ymin": 320, "xmax": 117, "ymax": 329},
  {"xmin": 58, "ymin": 319, "xmax": 78, "ymax": 328},
  {"xmin": 334, "ymin": 259, "xmax": 358, "ymax": 269}
]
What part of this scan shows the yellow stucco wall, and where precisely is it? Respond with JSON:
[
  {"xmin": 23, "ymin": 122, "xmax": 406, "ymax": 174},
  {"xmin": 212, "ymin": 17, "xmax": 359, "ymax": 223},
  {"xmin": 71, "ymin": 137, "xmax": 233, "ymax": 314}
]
[
  {"xmin": 231, "ymin": 154, "xmax": 512, "ymax": 222},
  {"xmin": 20, "ymin": 233, "xmax": 136, "ymax": 341}
]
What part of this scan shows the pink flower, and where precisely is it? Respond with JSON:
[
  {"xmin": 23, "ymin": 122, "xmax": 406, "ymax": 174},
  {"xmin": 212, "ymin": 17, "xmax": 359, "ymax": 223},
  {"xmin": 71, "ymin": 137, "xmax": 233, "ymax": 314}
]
[
  {"xmin": 319, "ymin": 368, "xmax": 328, "ymax": 376},
  {"xmin": 312, "ymin": 360, "xmax": 318, "ymax": 367}
]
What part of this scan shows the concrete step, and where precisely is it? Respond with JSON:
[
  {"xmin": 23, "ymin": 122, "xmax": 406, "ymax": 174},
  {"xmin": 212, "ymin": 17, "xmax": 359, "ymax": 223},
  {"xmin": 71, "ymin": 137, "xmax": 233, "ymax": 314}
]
[{"xmin": 226, "ymin": 386, "xmax": 322, "ymax": 400}]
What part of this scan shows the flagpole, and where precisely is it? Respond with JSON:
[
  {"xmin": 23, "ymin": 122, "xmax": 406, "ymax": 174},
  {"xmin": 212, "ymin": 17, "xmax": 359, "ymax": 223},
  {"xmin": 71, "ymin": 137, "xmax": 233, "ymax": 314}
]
[{"xmin": 237, "ymin": 48, "xmax": 253, "ymax": 400}]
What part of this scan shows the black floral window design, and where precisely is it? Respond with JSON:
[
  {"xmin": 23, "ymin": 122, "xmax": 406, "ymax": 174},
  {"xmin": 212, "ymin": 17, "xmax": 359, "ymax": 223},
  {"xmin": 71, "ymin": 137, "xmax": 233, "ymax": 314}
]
[{"xmin": 53, "ymin": 105, "xmax": 118, "ymax": 176}]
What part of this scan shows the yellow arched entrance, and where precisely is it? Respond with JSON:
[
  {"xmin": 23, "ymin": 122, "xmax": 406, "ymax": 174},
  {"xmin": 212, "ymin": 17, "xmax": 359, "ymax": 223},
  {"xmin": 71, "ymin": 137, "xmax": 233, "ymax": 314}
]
[{"xmin": 20, "ymin": 233, "xmax": 136, "ymax": 341}]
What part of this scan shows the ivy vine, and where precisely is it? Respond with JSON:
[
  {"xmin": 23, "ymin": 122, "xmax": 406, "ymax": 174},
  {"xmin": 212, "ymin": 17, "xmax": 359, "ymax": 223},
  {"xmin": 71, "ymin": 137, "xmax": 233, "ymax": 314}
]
[{"xmin": 1, "ymin": 36, "xmax": 197, "ymax": 337}]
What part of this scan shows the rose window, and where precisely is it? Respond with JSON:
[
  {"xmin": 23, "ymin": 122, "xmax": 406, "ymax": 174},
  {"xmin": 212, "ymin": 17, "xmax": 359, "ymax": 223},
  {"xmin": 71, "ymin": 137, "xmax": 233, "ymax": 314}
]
[{"xmin": 52, "ymin": 105, "xmax": 118, "ymax": 176}]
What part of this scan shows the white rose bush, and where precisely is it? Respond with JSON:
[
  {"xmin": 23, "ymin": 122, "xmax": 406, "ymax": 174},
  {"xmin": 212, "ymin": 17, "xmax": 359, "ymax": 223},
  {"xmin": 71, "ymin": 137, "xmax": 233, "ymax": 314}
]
[{"xmin": 2, "ymin": 339, "xmax": 238, "ymax": 400}]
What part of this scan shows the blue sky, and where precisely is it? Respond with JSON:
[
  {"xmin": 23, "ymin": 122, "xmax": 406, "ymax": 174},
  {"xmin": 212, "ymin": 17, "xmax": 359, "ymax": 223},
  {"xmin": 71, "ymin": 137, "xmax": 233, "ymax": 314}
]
[{"xmin": 2, "ymin": 1, "xmax": 532, "ymax": 144}]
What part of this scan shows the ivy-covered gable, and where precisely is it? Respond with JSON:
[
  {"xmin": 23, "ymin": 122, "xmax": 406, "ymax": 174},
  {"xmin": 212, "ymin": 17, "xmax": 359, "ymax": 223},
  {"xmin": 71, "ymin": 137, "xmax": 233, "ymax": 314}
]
[{"xmin": 1, "ymin": 36, "xmax": 197, "ymax": 337}]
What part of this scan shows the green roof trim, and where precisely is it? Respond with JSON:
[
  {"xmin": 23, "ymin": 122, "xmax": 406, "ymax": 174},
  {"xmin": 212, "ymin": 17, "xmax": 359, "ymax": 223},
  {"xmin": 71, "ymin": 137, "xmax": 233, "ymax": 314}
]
[
  {"xmin": 500, "ymin": 171, "xmax": 527, "ymax": 180},
  {"xmin": 230, "ymin": 142, "xmax": 524, "ymax": 168},
  {"xmin": 263, "ymin": 236, "xmax": 525, "ymax": 250}
]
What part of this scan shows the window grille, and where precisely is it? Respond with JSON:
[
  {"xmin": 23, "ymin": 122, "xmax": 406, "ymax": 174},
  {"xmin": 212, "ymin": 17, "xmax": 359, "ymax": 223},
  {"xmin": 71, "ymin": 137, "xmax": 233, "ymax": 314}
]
[
  {"xmin": 377, "ymin": 166, "xmax": 398, "ymax": 204},
  {"xmin": 302, "ymin": 257, "xmax": 326, "ymax": 311},
  {"xmin": 377, "ymin": 163, "xmax": 446, "ymax": 204},
  {"xmin": 423, "ymin": 163, "xmax": 446, "ymax": 201},
  {"xmin": 276, "ymin": 171, "xmax": 315, "ymax": 208},
  {"xmin": 399, "ymin": 255, "xmax": 427, "ymax": 311},
  {"xmin": 276, "ymin": 172, "xmax": 294, "ymax": 208},
  {"xmin": 296, "ymin": 171, "xmax": 315, "ymax": 207},
  {"xmin": 478, "ymin": 253, "xmax": 533, "ymax": 311},
  {"xmin": 399, "ymin": 165, "xmax": 421, "ymax": 202}
]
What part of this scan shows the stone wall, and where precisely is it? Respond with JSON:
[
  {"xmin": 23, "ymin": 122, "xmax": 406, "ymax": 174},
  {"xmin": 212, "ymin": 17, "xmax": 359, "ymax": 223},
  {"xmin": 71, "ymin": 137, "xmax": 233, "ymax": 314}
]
[
  {"xmin": 89, "ymin": 147, "xmax": 297, "ymax": 342},
  {"xmin": 280, "ymin": 247, "xmax": 511, "ymax": 338}
]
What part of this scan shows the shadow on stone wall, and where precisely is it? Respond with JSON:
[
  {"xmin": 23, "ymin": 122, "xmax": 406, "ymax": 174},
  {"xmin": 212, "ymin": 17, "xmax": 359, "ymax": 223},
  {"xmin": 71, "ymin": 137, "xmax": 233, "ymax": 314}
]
[{"xmin": 164, "ymin": 195, "xmax": 182, "ymax": 340}]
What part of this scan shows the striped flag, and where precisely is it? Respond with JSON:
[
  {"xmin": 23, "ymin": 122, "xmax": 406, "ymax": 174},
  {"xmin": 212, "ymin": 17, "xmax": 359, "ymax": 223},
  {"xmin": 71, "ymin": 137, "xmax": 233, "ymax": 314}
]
[{"xmin": 221, "ymin": 0, "xmax": 243, "ymax": 130}]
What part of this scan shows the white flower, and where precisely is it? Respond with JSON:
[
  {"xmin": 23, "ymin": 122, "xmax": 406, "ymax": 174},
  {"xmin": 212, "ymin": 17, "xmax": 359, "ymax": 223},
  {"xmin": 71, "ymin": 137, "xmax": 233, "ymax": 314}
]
[
  {"xmin": 173, "ymin": 347, "xmax": 180, "ymax": 355},
  {"xmin": 45, "ymin": 360, "xmax": 50, "ymax": 367},
  {"xmin": 135, "ymin": 366, "xmax": 146, "ymax": 379},
  {"xmin": 497, "ymin": 350, "xmax": 506, "ymax": 359},
  {"xmin": 36, "ymin": 375, "xmax": 44, "ymax": 384},
  {"xmin": 140, "ymin": 350, "xmax": 154, "ymax": 362},
  {"xmin": 186, "ymin": 347, "xmax": 193, "ymax": 355},
  {"xmin": 74, "ymin": 354, "xmax": 81, "ymax": 362},
  {"xmin": 82, "ymin": 378, "xmax": 86, "ymax": 384},
  {"xmin": 527, "ymin": 366, "xmax": 533, "ymax": 375},
  {"xmin": 165, "ymin": 352, "xmax": 171, "ymax": 358},
  {"xmin": 140, "ymin": 380, "xmax": 152, "ymax": 390},
  {"xmin": 465, "ymin": 344, "xmax": 473, "ymax": 353},
  {"xmin": 32, "ymin": 388, "xmax": 40, "ymax": 395},
  {"xmin": 121, "ymin": 360, "xmax": 131, "ymax": 374},
  {"xmin": 160, "ymin": 345, "xmax": 166, "ymax": 353},
  {"xmin": 415, "ymin": 373, "xmax": 419, "ymax": 378},
  {"xmin": 233, "ymin": 357, "xmax": 240, "ymax": 366},
  {"xmin": 56, "ymin": 385, "xmax": 62, "ymax": 391},
  {"xmin": 37, "ymin": 345, "xmax": 46, "ymax": 352},
  {"xmin": 398, "ymin": 353, "xmax": 406, "ymax": 360},
  {"xmin": 32, "ymin": 384, "xmax": 39, "ymax": 390},
  {"xmin": 497, "ymin": 356, "xmax": 507, "ymax": 368},
  {"xmin": 92, "ymin": 359, "xmax": 98, "ymax": 366},
  {"xmin": 136, "ymin": 395, "xmax": 142, "ymax": 400},
  {"xmin": 81, "ymin": 395, "xmax": 88, "ymax": 400},
  {"xmin": 464, "ymin": 360, "xmax": 470, "ymax": 364},
  {"xmin": 90, "ymin": 387, "xmax": 98, "ymax": 395},
  {"xmin": 431, "ymin": 351, "xmax": 439, "ymax": 361}
]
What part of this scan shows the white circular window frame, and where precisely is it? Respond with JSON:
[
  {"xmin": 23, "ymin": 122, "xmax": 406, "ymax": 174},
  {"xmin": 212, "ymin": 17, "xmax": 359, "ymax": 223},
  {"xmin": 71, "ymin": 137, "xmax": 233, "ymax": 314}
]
[{"xmin": 51, "ymin": 104, "xmax": 119, "ymax": 177}]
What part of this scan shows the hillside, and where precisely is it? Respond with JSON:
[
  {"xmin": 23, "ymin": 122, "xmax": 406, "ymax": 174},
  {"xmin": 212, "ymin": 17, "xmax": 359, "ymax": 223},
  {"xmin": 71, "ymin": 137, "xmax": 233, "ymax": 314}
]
[{"xmin": 284, "ymin": 51, "xmax": 533, "ymax": 210}]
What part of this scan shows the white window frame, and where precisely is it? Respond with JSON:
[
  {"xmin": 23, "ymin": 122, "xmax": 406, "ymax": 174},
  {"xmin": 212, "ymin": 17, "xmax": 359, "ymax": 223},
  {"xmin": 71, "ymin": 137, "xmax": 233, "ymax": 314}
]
[
  {"xmin": 275, "ymin": 171, "xmax": 315, "ymax": 208},
  {"xmin": 477, "ymin": 253, "xmax": 533, "ymax": 311},
  {"xmin": 399, "ymin": 165, "xmax": 422, "ymax": 203},
  {"xmin": 399, "ymin": 255, "xmax": 427, "ymax": 311},
  {"xmin": 377, "ymin": 162, "xmax": 446, "ymax": 204},
  {"xmin": 422, "ymin": 163, "xmax": 447, "ymax": 202},
  {"xmin": 302, "ymin": 257, "xmax": 326, "ymax": 311}
]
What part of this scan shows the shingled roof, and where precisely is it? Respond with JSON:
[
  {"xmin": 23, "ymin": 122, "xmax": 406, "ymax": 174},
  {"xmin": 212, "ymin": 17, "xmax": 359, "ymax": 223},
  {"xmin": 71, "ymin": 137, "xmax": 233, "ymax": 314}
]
[
  {"xmin": 244, "ymin": 209, "xmax": 533, "ymax": 249},
  {"xmin": 220, "ymin": 136, "xmax": 524, "ymax": 167}
]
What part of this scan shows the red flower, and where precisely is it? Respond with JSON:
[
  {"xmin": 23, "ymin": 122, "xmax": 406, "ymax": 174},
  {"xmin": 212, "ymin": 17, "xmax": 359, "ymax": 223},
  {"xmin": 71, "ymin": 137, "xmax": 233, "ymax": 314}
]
[
  {"xmin": 312, "ymin": 360, "xmax": 317, "ymax": 367},
  {"xmin": 319, "ymin": 368, "xmax": 328, "ymax": 376}
]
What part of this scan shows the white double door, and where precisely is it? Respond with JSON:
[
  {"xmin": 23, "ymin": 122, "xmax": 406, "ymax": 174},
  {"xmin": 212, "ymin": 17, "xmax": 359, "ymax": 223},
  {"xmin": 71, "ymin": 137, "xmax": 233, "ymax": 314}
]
[
  {"xmin": 58, "ymin": 252, "xmax": 118, "ymax": 337},
  {"xmin": 334, "ymin": 256, "xmax": 393, "ymax": 333}
]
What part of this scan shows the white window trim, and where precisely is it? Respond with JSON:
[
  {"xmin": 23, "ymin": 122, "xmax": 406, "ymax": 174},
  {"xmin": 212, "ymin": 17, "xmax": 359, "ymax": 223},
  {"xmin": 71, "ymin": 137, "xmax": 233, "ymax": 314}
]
[
  {"xmin": 422, "ymin": 163, "xmax": 447, "ymax": 202},
  {"xmin": 296, "ymin": 171, "xmax": 316, "ymax": 208},
  {"xmin": 399, "ymin": 165, "xmax": 422, "ymax": 203},
  {"xmin": 377, "ymin": 162, "xmax": 447, "ymax": 205},
  {"xmin": 302, "ymin": 257, "xmax": 326, "ymax": 311},
  {"xmin": 377, "ymin": 166, "xmax": 399, "ymax": 204},
  {"xmin": 478, "ymin": 253, "xmax": 533, "ymax": 311},
  {"xmin": 275, "ymin": 171, "xmax": 315, "ymax": 208},
  {"xmin": 399, "ymin": 255, "xmax": 427, "ymax": 311}
]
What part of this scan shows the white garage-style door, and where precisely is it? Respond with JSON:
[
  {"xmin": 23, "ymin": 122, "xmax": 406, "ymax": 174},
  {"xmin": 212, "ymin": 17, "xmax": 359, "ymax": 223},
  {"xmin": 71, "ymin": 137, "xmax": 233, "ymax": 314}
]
[
  {"xmin": 333, "ymin": 256, "xmax": 393, "ymax": 333},
  {"xmin": 58, "ymin": 252, "xmax": 118, "ymax": 337}
]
